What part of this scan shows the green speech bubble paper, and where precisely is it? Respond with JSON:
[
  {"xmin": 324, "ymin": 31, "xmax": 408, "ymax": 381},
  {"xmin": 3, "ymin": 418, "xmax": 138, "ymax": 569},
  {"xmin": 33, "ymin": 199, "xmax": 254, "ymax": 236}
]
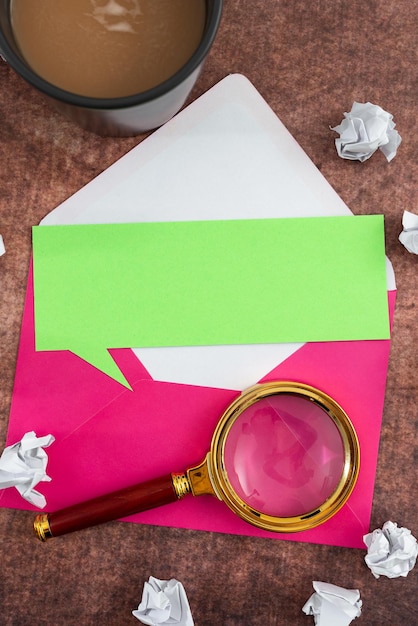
[{"xmin": 32, "ymin": 215, "xmax": 389, "ymax": 387}]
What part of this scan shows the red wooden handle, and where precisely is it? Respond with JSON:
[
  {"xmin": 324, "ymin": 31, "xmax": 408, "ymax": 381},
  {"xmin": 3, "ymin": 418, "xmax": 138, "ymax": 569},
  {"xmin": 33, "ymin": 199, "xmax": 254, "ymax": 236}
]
[{"xmin": 46, "ymin": 474, "xmax": 178, "ymax": 536}]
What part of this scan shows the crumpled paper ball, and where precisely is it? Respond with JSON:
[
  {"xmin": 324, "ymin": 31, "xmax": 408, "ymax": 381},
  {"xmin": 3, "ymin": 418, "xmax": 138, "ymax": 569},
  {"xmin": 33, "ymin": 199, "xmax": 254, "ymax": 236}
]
[
  {"xmin": 302, "ymin": 581, "xmax": 362, "ymax": 626},
  {"xmin": 331, "ymin": 102, "xmax": 401, "ymax": 162},
  {"xmin": 0, "ymin": 431, "xmax": 55, "ymax": 508},
  {"xmin": 399, "ymin": 211, "xmax": 418, "ymax": 254},
  {"xmin": 363, "ymin": 520, "xmax": 418, "ymax": 579},
  {"xmin": 133, "ymin": 577, "xmax": 194, "ymax": 626}
]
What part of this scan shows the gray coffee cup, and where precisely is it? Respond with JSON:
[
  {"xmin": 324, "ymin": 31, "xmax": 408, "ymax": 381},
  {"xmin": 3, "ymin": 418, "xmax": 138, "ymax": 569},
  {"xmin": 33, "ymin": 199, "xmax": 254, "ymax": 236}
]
[{"xmin": 0, "ymin": 0, "xmax": 223, "ymax": 136}]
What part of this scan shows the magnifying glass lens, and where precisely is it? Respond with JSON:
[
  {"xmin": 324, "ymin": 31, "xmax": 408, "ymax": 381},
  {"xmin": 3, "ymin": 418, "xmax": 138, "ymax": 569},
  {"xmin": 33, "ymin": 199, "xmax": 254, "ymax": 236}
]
[{"xmin": 223, "ymin": 394, "xmax": 345, "ymax": 517}]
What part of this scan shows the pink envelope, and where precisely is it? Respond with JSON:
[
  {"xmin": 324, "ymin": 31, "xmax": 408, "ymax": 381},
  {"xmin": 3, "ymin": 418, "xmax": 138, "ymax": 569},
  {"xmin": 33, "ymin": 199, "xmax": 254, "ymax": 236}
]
[{"xmin": 0, "ymin": 264, "xmax": 395, "ymax": 549}]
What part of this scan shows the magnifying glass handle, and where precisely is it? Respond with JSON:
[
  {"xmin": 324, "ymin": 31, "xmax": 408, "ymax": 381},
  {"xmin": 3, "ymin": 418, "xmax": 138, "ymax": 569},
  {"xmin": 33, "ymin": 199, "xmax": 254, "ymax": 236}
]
[{"xmin": 33, "ymin": 473, "xmax": 188, "ymax": 540}]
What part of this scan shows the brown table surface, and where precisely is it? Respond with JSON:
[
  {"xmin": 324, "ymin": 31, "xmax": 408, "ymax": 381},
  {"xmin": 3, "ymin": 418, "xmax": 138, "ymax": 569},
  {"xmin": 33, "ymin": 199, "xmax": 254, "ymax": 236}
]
[{"xmin": 1, "ymin": 2, "xmax": 417, "ymax": 624}]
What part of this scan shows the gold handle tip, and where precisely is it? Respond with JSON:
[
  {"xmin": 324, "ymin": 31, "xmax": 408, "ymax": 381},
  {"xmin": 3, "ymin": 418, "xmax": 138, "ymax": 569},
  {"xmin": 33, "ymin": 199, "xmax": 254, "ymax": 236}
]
[
  {"xmin": 33, "ymin": 513, "xmax": 52, "ymax": 541},
  {"xmin": 171, "ymin": 473, "xmax": 192, "ymax": 499}
]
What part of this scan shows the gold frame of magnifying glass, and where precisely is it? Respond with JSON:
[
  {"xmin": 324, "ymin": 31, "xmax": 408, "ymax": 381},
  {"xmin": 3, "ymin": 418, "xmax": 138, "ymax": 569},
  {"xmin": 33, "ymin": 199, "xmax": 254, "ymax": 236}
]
[{"xmin": 186, "ymin": 381, "xmax": 360, "ymax": 533}]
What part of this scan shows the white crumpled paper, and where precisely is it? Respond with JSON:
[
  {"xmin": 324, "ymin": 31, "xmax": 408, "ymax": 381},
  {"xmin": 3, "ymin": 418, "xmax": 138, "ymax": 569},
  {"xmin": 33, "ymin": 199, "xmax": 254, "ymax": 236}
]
[
  {"xmin": 302, "ymin": 581, "xmax": 362, "ymax": 626},
  {"xmin": 331, "ymin": 102, "xmax": 401, "ymax": 162},
  {"xmin": 0, "ymin": 234, "xmax": 5, "ymax": 256},
  {"xmin": 363, "ymin": 520, "xmax": 418, "ymax": 579},
  {"xmin": 0, "ymin": 431, "xmax": 55, "ymax": 508},
  {"xmin": 399, "ymin": 211, "xmax": 418, "ymax": 254},
  {"xmin": 133, "ymin": 577, "xmax": 194, "ymax": 626}
]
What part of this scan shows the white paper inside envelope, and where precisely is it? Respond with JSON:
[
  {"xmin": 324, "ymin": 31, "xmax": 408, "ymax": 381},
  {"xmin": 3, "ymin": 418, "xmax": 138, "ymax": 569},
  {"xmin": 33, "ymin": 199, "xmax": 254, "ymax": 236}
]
[{"xmin": 41, "ymin": 74, "xmax": 395, "ymax": 390}]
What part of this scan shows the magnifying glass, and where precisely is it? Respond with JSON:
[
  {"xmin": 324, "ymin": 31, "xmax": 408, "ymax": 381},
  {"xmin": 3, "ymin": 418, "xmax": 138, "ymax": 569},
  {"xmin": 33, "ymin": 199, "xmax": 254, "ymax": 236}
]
[{"xmin": 33, "ymin": 381, "xmax": 360, "ymax": 540}]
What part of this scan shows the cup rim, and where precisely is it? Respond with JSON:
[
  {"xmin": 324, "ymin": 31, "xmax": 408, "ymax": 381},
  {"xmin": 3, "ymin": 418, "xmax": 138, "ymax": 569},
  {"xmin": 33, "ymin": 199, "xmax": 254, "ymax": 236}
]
[{"xmin": 0, "ymin": 0, "xmax": 223, "ymax": 109}]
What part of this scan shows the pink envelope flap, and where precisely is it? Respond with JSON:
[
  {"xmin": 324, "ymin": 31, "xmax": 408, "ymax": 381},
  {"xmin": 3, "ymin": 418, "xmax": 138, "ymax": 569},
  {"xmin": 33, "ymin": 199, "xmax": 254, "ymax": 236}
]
[{"xmin": 0, "ymin": 265, "xmax": 395, "ymax": 549}]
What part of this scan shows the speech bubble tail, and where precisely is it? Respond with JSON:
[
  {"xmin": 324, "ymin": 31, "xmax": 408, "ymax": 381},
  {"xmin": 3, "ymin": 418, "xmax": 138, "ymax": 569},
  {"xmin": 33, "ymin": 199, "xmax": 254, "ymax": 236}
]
[{"xmin": 69, "ymin": 345, "xmax": 132, "ymax": 390}]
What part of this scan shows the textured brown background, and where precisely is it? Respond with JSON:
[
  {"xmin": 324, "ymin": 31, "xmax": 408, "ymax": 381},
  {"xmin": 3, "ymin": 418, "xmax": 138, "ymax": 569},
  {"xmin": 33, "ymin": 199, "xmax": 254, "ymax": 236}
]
[{"xmin": 1, "ymin": 1, "xmax": 417, "ymax": 624}]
